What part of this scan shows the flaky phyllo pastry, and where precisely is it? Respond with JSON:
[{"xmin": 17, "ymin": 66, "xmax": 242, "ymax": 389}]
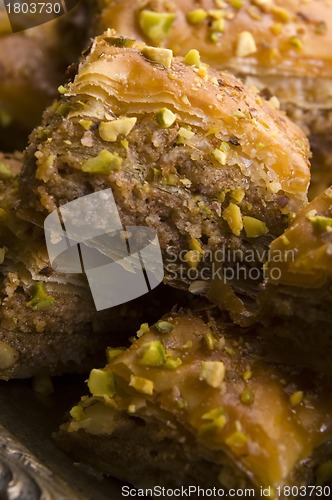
[
  {"xmin": 58, "ymin": 311, "xmax": 332, "ymax": 495},
  {"xmin": 20, "ymin": 32, "xmax": 310, "ymax": 295},
  {"xmin": 95, "ymin": 0, "xmax": 332, "ymax": 197},
  {"xmin": 252, "ymin": 186, "xmax": 332, "ymax": 374}
]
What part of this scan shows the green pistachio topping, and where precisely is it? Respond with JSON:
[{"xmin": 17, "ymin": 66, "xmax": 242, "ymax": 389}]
[
  {"xmin": 78, "ymin": 119, "xmax": 93, "ymax": 131},
  {"xmin": 0, "ymin": 342, "xmax": 18, "ymax": 370},
  {"xmin": 156, "ymin": 108, "xmax": 177, "ymax": 128},
  {"xmin": 104, "ymin": 36, "xmax": 135, "ymax": 48},
  {"xmin": 289, "ymin": 390, "xmax": 303, "ymax": 407},
  {"xmin": 99, "ymin": 117, "xmax": 137, "ymax": 142},
  {"xmin": 27, "ymin": 282, "xmax": 55, "ymax": 310},
  {"xmin": 139, "ymin": 10, "xmax": 176, "ymax": 43},
  {"xmin": 141, "ymin": 46, "xmax": 173, "ymax": 68},
  {"xmin": 58, "ymin": 85, "xmax": 67, "ymax": 95},
  {"xmin": 187, "ymin": 9, "xmax": 208, "ymax": 24},
  {"xmin": 80, "ymin": 150, "xmax": 122, "ymax": 174},
  {"xmin": 0, "ymin": 162, "xmax": 13, "ymax": 180},
  {"xmin": 240, "ymin": 388, "xmax": 255, "ymax": 405},
  {"xmin": 106, "ymin": 347, "xmax": 125, "ymax": 363},
  {"xmin": 225, "ymin": 430, "xmax": 248, "ymax": 452},
  {"xmin": 183, "ymin": 49, "xmax": 201, "ymax": 68},
  {"xmin": 129, "ymin": 375, "xmax": 154, "ymax": 395},
  {"xmin": 200, "ymin": 361, "xmax": 225, "ymax": 388},
  {"xmin": 307, "ymin": 214, "xmax": 332, "ymax": 232},
  {"xmin": 155, "ymin": 320, "xmax": 174, "ymax": 333},
  {"xmin": 199, "ymin": 407, "xmax": 227, "ymax": 435},
  {"xmin": 70, "ymin": 405, "xmax": 84, "ymax": 421},
  {"xmin": 289, "ymin": 36, "xmax": 303, "ymax": 50},
  {"xmin": 139, "ymin": 341, "xmax": 167, "ymax": 367},
  {"xmin": 137, "ymin": 323, "xmax": 150, "ymax": 337},
  {"xmin": 222, "ymin": 203, "xmax": 243, "ymax": 236},
  {"xmin": 203, "ymin": 331, "xmax": 216, "ymax": 350},
  {"xmin": 87, "ymin": 368, "xmax": 115, "ymax": 397},
  {"xmin": 243, "ymin": 216, "xmax": 269, "ymax": 237},
  {"xmin": 164, "ymin": 357, "xmax": 182, "ymax": 370}
]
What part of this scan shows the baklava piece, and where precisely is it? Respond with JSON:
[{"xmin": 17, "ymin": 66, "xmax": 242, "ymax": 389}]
[
  {"xmin": 0, "ymin": 2, "xmax": 88, "ymax": 150},
  {"xmin": 58, "ymin": 311, "xmax": 332, "ymax": 496},
  {"xmin": 0, "ymin": 153, "xmax": 178, "ymax": 379},
  {"xmin": 255, "ymin": 186, "xmax": 332, "ymax": 375},
  {"xmin": 20, "ymin": 33, "xmax": 310, "ymax": 294},
  {"xmin": 97, "ymin": 0, "xmax": 332, "ymax": 197}
]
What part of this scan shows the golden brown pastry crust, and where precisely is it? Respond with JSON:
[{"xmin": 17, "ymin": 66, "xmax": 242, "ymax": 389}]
[
  {"xmin": 98, "ymin": 0, "xmax": 332, "ymax": 78},
  {"xmin": 59, "ymin": 311, "xmax": 332, "ymax": 494}
]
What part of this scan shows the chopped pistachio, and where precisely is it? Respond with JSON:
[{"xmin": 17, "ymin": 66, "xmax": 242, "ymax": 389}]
[
  {"xmin": 230, "ymin": 189, "xmax": 245, "ymax": 204},
  {"xmin": 164, "ymin": 357, "xmax": 182, "ymax": 370},
  {"xmin": 0, "ymin": 342, "xmax": 18, "ymax": 370},
  {"xmin": 104, "ymin": 36, "xmax": 135, "ymax": 48},
  {"xmin": 271, "ymin": 23, "xmax": 282, "ymax": 35},
  {"xmin": 99, "ymin": 117, "xmax": 137, "ymax": 142},
  {"xmin": 209, "ymin": 32, "xmax": 220, "ymax": 43},
  {"xmin": 243, "ymin": 370, "xmax": 253, "ymax": 382},
  {"xmin": 106, "ymin": 347, "xmax": 125, "ymax": 363},
  {"xmin": 137, "ymin": 323, "xmax": 150, "ymax": 337},
  {"xmin": 225, "ymin": 431, "xmax": 248, "ymax": 452},
  {"xmin": 27, "ymin": 282, "xmax": 55, "ymax": 311},
  {"xmin": 88, "ymin": 369, "xmax": 115, "ymax": 397},
  {"xmin": 80, "ymin": 150, "xmax": 122, "ymax": 174},
  {"xmin": 222, "ymin": 203, "xmax": 243, "ymax": 236},
  {"xmin": 184, "ymin": 250, "xmax": 201, "ymax": 269},
  {"xmin": 200, "ymin": 361, "xmax": 225, "ymax": 388},
  {"xmin": 213, "ymin": 148, "xmax": 227, "ymax": 165},
  {"xmin": 0, "ymin": 162, "xmax": 13, "ymax": 180},
  {"xmin": 289, "ymin": 390, "xmax": 304, "ymax": 407},
  {"xmin": 56, "ymin": 102, "xmax": 71, "ymax": 116},
  {"xmin": 78, "ymin": 119, "xmax": 93, "ymax": 131},
  {"xmin": 234, "ymin": 109, "xmax": 247, "ymax": 119},
  {"xmin": 155, "ymin": 320, "xmax": 174, "ymax": 333},
  {"xmin": 243, "ymin": 216, "xmax": 269, "ymax": 238},
  {"xmin": 199, "ymin": 408, "xmax": 227, "ymax": 435},
  {"xmin": 183, "ymin": 49, "xmax": 201, "ymax": 68},
  {"xmin": 186, "ymin": 9, "xmax": 208, "ymax": 24},
  {"xmin": 138, "ymin": 341, "xmax": 167, "ymax": 367},
  {"xmin": 70, "ymin": 405, "xmax": 84, "ymax": 421},
  {"xmin": 58, "ymin": 85, "xmax": 67, "ymax": 95},
  {"xmin": 204, "ymin": 331, "xmax": 216, "ymax": 350},
  {"xmin": 272, "ymin": 6, "xmax": 291, "ymax": 22},
  {"xmin": 230, "ymin": 0, "xmax": 243, "ymax": 8},
  {"xmin": 141, "ymin": 46, "xmax": 173, "ymax": 68},
  {"xmin": 211, "ymin": 18, "xmax": 225, "ymax": 32},
  {"xmin": 289, "ymin": 36, "xmax": 303, "ymax": 50},
  {"xmin": 177, "ymin": 127, "xmax": 195, "ymax": 142},
  {"xmin": 189, "ymin": 238, "xmax": 204, "ymax": 254},
  {"xmin": 129, "ymin": 375, "xmax": 154, "ymax": 395},
  {"xmin": 139, "ymin": 10, "xmax": 176, "ymax": 43},
  {"xmin": 240, "ymin": 388, "xmax": 255, "ymax": 405},
  {"xmin": 236, "ymin": 31, "xmax": 257, "ymax": 57},
  {"xmin": 307, "ymin": 214, "xmax": 332, "ymax": 232},
  {"xmin": 156, "ymin": 108, "xmax": 176, "ymax": 128}
]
